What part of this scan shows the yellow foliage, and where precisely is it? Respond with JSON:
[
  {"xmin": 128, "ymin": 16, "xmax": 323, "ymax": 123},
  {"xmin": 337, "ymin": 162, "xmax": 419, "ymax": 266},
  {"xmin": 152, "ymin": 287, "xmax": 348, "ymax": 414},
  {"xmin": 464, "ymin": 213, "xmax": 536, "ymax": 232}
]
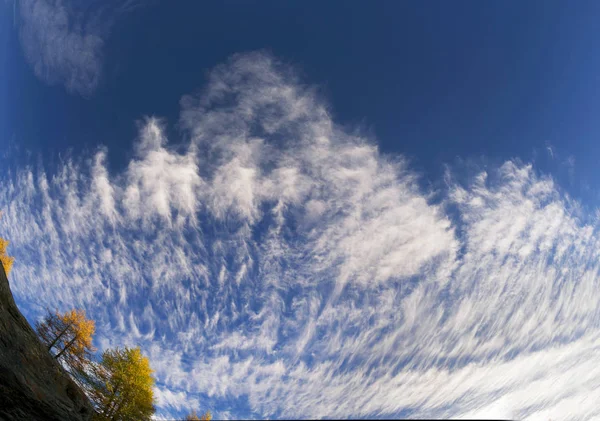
[
  {"xmin": 90, "ymin": 347, "xmax": 155, "ymax": 421},
  {"xmin": 186, "ymin": 410, "xmax": 212, "ymax": 420},
  {"xmin": 35, "ymin": 308, "xmax": 96, "ymax": 370},
  {"xmin": 58, "ymin": 309, "xmax": 96, "ymax": 359},
  {"xmin": 0, "ymin": 237, "xmax": 14, "ymax": 276},
  {"xmin": 185, "ymin": 410, "xmax": 201, "ymax": 420}
]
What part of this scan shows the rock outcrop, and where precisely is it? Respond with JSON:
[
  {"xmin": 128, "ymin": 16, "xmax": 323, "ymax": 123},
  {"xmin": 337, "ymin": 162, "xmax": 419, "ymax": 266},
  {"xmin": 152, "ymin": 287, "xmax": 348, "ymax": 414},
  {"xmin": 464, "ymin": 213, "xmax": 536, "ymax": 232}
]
[{"xmin": 0, "ymin": 262, "xmax": 93, "ymax": 420}]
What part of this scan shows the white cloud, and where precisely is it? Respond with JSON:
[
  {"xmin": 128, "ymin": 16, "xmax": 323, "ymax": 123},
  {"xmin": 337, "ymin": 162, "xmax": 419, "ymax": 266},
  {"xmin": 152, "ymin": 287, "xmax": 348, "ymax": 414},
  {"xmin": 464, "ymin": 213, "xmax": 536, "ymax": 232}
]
[
  {"xmin": 14, "ymin": 0, "xmax": 141, "ymax": 95},
  {"xmin": 1, "ymin": 52, "xmax": 599, "ymax": 420},
  {"xmin": 92, "ymin": 148, "xmax": 118, "ymax": 224},
  {"xmin": 153, "ymin": 386, "xmax": 200, "ymax": 413},
  {"xmin": 124, "ymin": 117, "xmax": 204, "ymax": 226},
  {"xmin": 16, "ymin": 0, "xmax": 104, "ymax": 95}
]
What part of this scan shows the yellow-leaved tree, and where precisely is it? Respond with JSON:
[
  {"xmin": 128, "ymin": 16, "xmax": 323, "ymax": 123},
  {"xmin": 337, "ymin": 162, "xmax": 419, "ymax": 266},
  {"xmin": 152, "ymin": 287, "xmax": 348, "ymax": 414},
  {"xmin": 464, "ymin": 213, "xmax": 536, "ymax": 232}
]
[
  {"xmin": 86, "ymin": 346, "xmax": 155, "ymax": 421},
  {"xmin": 0, "ymin": 236, "xmax": 14, "ymax": 276},
  {"xmin": 185, "ymin": 409, "xmax": 212, "ymax": 420},
  {"xmin": 35, "ymin": 309, "xmax": 96, "ymax": 371},
  {"xmin": 0, "ymin": 212, "xmax": 14, "ymax": 276}
]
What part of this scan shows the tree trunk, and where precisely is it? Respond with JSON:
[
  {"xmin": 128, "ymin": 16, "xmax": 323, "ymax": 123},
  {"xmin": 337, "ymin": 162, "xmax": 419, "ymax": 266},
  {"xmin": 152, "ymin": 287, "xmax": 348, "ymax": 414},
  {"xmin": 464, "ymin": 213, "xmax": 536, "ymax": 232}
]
[
  {"xmin": 103, "ymin": 381, "xmax": 122, "ymax": 419},
  {"xmin": 108, "ymin": 392, "xmax": 126, "ymax": 421},
  {"xmin": 54, "ymin": 333, "xmax": 78, "ymax": 360},
  {"xmin": 47, "ymin": 321, "xmax": 73, "ymax": 352}
]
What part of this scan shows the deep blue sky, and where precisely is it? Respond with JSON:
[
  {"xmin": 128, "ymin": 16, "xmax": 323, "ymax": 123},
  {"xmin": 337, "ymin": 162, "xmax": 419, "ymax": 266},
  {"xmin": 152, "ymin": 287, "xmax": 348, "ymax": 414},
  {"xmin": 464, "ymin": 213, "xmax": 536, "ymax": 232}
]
[{"xmin": 4, "ymin": 0, "xmax": 600, "ymax": 205}]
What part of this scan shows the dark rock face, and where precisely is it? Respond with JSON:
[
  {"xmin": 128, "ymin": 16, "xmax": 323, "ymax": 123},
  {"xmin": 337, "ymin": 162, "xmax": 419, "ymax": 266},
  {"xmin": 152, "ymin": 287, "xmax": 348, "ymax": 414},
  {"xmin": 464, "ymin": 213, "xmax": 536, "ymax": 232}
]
[{"xmin": 0, "ymin": 262, "xmax": 93, "ymax": 420}]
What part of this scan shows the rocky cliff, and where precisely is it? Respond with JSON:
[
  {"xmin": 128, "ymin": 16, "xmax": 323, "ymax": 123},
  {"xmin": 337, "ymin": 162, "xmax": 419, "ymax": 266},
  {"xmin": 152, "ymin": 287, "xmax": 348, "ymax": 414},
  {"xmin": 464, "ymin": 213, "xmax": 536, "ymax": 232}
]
[{"xmin": 0, "ymin": 262, "xmax": 93, "ymax": 420}]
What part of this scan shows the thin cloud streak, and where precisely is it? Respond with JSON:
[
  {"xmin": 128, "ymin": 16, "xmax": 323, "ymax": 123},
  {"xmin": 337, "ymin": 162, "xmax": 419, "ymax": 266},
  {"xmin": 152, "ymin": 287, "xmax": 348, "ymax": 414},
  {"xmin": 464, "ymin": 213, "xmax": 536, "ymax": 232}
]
[{"xmin": 0, "ymin": 52, "xmax": 598, "ymax": 419}]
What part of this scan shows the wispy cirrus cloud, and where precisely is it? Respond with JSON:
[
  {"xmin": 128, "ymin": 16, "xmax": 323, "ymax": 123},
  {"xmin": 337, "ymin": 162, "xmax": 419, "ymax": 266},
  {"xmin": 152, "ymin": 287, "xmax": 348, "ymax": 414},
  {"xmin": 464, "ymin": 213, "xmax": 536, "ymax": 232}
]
[
  {"xmin": 1, "ymin": 52, "xmax": 599, "ymax": 419},
  {"xmin": 13, "ymin": 0, "xmax": 141, "ymax": 95}
]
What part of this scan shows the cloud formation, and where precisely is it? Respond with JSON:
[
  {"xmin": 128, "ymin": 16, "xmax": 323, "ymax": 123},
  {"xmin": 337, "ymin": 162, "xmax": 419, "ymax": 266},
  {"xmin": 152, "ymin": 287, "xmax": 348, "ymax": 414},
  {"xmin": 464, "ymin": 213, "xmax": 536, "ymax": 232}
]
[
  {"xmin": 14, "ymin": 0, "xmax": 139, "ymax": 95},
  {"xmin": 1, "ymin": 52, "xmax": 599, "ymax": 419}
]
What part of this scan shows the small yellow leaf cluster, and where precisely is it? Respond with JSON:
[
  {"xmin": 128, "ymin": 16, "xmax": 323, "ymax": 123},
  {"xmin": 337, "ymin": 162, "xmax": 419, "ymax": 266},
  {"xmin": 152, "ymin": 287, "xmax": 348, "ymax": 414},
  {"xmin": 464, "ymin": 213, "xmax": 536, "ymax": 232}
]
[
  {"xmin": 186, "ymin": 409, "xmax": 212, "ymax": 420},
  {"xmin": 0, "ymin": 237, "xmax": 14, "ymax": 276}
]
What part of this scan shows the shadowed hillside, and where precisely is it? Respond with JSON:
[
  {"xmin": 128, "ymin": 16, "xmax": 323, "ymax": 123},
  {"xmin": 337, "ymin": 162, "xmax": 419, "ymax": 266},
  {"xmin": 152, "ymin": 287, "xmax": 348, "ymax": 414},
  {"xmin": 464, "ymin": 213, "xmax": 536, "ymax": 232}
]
[{"xmin": 0, "ymin": 261, "xmax": 93, "ymax": 420}]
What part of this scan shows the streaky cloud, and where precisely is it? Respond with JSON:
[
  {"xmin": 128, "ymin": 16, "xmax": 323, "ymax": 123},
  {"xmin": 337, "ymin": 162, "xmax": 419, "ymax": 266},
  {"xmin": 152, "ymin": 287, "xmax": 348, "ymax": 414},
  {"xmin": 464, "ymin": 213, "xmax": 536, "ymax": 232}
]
[{"xmin": 1, "ymin": 52, "xmax": 599, "ymax": 420}]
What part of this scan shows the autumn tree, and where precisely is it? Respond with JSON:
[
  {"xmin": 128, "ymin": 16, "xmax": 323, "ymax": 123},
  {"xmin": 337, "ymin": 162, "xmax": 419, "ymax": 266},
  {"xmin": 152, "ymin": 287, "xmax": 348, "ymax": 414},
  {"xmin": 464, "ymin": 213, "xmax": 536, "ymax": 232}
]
[
  {"xmin": 0, "ymin": 236, "xmax": 14, "ymax": 276},
  {"xmin": 0, "ymin": 211, "xmax": 14, "ymax": 276},
  {"xmin": 185, "ymin": 409, "xmax": 212, "ymax": 420},
  {"xmin": 35, "ymin": 308, "xmax": 96, "ymax": 372},
  {"xmin": 85, "ymin": 346, "xmax": 155, "ymax": 421}
]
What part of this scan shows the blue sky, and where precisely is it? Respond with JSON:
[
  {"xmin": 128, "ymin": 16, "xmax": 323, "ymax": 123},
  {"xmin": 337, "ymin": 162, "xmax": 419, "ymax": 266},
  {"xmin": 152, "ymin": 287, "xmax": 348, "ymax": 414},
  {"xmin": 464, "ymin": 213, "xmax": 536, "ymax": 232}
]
[{"xmin": 3, "ymin": 1, "xmax": 600, "ymax": 419}]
